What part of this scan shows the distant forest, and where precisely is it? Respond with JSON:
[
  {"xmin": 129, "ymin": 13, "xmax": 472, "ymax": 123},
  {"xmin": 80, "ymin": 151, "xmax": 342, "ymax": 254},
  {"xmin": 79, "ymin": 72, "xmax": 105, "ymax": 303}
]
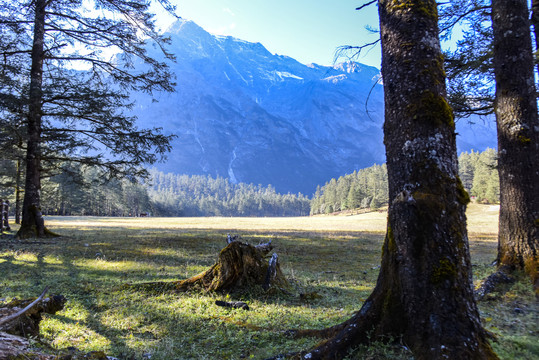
[
  {"xmin": 0, "ymin": 149, "xmax": 497, "ymax": 218},
  {"xmin": 0, "ymin": 165, "xmax": 311, "ymax": 217},
  {"xmin": 311, "ymin": 148, "xmax": 499, "ymax": 215},
  {"xmin": 146, "ymin": 169, "xmax": 311, "ymax": 217}
]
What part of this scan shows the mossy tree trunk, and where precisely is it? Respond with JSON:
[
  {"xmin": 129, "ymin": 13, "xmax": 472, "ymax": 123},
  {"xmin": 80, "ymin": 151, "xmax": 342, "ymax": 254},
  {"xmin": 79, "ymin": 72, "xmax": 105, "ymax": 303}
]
[
  {"xmin": 285, "ymin": 1, "xmax": 497, "ymax": 359},
  {"xmin": 492, "ymin": 0, "xmax": 539, "ymax": 292},
  {"xmin": 16, "ymin": 0, "xmax": 53, "ymax": 239}
]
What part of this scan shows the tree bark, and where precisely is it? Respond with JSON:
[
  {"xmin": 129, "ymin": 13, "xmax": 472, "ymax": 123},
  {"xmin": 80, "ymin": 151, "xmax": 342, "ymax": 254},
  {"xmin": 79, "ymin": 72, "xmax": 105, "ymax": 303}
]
[
  {"xmin": 531, "ymin": 0, "xmax": 539, "ymax": 75},
  {"xmin": 130, "ymin": 240, "xmax": 289, "ymax": 294},
  {"xmin": 15, "ymin": 158, "xmax": 22, "ymax": 224},
  {"xmin": 492, "ymin": 0, "xmax": 539, "ymax": 291},
  {"xmin": 16, "ymin": 0, "xmax": 55, "ymax": 239},
  {"xmin": 285, "ymin": 1, "xmax": 497, "ymax": 359}
]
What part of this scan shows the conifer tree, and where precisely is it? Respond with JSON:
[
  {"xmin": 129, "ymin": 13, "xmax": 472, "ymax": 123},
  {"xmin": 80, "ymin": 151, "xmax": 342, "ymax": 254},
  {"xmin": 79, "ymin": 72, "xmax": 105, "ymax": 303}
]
[
  {"xmin": 285, "ymin": 0, "xmax": 496, "ymax": 358},
  {"xmin": 492, "ymin": 0, "xmax": 539, "ymax": 290},
  {"xmin": 0, "ymin": 0, "xmax": 177, "ymax": 238},
  {"xmin": 440, "ymin": 0, "xmax": 538, "ymax": 290}
]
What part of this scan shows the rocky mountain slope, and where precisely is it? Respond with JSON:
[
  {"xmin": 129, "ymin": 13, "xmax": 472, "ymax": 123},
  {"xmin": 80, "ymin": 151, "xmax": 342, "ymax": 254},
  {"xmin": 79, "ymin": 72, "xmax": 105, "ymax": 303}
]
[{"xmin": 133, "ymin": 19, "xmax": 496, "ymax": 195}]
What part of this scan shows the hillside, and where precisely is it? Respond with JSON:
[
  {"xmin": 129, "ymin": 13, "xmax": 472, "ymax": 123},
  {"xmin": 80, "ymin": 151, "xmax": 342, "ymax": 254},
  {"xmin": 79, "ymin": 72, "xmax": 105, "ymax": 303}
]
[{"xmin": 133, "ymin": 19, "xmax": 496, "ymax": 195}]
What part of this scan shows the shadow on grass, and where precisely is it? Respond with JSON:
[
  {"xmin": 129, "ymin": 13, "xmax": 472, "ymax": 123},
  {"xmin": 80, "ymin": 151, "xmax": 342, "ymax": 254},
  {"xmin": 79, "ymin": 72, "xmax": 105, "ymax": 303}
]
[{"xmin": 3, "ymin": 225, "xmax": 529, "ymax": 360}]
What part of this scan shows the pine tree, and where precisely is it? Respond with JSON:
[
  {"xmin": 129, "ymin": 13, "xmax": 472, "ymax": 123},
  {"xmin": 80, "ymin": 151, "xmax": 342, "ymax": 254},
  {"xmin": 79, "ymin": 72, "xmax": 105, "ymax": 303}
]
[
  {"xmin": 492, "ymin": 0, "xmax": 539, "ymax": 290},
  {"xmin": 0, "ymin": 0, "xmax": 177, "ymax": 238},
  {"xmin": 288, "ymin": 1, "xmax": 496, "ymax": 358}
]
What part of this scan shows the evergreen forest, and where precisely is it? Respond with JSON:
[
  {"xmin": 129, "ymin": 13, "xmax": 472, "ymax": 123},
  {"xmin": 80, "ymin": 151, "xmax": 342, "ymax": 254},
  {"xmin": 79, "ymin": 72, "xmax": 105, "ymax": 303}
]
[
  {"xmin": 311, "ymin": 148, "xmax": 499, "ymax": 215},
  {"xmin": 0, "ymin": 148, "xmax": 498, "ymax": 218},
  {"xmin": 0, "ymin": 163, "xmax": 311, "ymax": 217}
]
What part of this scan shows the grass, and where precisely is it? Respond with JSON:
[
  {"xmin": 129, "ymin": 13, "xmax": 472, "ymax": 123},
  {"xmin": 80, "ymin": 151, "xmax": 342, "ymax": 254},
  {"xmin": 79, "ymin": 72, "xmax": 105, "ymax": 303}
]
[{"xmin": 0, "ymin": 204, "xmax": 536, "ymax": 359}]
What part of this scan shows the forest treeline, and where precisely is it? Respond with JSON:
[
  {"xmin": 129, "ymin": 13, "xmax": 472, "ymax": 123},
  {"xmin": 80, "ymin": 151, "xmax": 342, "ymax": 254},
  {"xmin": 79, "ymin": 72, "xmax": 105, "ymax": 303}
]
[
  {"xmin": 0, "ymin": 163, "xmax": 311, "ymax": 217},
  {"xmin": 147, "ymin": 169, "xmax": 311, "ymax": 217},
  {"xmin": 0, "ymin": 149, "xmax": 497, "ymax": 217},
  {"xmin": 310, "ymin": 148, "xmax": 499, "ymax": 215}
]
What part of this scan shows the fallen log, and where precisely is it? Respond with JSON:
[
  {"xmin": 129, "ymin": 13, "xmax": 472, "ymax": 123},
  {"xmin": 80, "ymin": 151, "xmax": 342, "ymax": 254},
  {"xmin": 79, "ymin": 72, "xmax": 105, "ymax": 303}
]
[
  {"xmin": 0, "ymin": 290, "xmax": 112, "ymax": 360},
  {"xmin": 0, "ymin": 288, "xmax": 66, "ymax": 360},
  {"xmin": 0, "ymin": 292, "xmax": 66, "ymax": 337},
  {"xmin": 129, "ymin": 236, "xmax": 290, "ymax": 294}
]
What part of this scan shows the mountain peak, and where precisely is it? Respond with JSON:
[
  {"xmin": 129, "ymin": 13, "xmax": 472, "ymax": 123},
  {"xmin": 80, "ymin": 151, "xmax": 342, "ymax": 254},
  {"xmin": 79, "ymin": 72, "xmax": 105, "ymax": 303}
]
[
  {"xmin": 333, "ymin": 61, "xmax": 368, "ymax": 73},
  {"xmin": 133, "ymin": 21, "xmax": 496, "ymax": 195},
  {"xmin": 166, "ymin": 19, "xmax": 208, "ymax": 37}
]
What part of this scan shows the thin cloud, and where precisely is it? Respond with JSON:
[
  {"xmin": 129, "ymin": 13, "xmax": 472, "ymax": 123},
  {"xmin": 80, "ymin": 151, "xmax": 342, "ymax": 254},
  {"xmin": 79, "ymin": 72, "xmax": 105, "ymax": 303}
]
[{"xmin": 223, "ymin": 8, "xmax": 235, "ymax": 16}]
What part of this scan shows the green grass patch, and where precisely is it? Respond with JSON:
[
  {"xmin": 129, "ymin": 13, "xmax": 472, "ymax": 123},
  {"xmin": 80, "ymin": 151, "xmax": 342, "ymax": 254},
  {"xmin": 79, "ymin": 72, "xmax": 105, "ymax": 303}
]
[{"xmin": 0, "ymin": 206, "xmax": 536, "ymax": 359}]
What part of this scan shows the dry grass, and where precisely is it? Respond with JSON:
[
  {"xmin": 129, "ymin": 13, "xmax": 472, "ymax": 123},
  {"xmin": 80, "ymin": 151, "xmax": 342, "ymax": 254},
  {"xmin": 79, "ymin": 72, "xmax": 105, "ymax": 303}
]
[
  {"xmin": 44, "ymin": 203, "xmax": 495, "ymax": 234},
  {"xmin": 1, "ymin": 204, "xmax": 536, "ymax": 360}
]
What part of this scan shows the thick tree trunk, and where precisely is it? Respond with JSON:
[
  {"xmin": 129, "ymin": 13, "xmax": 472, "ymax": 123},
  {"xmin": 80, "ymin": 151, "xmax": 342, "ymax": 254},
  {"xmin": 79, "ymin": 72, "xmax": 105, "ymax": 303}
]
[
  {"xmin": 492, "ymin": 0, "xmax": 539, "ymax": 291},
  {"xmin": 284, "ymin": 1, "xmax": 496, "ymax": 359},
  {"xmin": 16, "ymin": 0, "xmax": 55, "ymax": 239}
]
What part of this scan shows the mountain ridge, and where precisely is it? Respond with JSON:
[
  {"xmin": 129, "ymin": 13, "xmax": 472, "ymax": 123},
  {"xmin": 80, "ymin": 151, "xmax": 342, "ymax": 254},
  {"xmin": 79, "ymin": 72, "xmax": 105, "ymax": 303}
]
[{"xmin": 133, "ymin": 19, "xmax": 496, "ymax": 195}]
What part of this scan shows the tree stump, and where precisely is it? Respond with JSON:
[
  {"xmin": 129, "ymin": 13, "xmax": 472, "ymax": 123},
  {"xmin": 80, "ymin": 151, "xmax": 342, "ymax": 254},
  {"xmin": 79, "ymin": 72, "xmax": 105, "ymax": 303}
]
[{"xmin": 131, "ymin": 237, "xmax": 290, "ymax": 294}]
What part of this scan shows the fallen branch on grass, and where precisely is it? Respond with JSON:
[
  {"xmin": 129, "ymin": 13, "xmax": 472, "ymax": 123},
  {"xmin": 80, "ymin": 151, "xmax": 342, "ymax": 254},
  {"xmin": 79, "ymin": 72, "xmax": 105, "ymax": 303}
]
[
  {"xmin": 0, "ymin": 288, "xmax": 66, "ymax": 337},
  {"xmin": 215, "ymin": 300, "xmax": 250, "ymax": 310},
  {"xmin": 0, "ymin": 288, "xmax": 67, "ymax": 360}
]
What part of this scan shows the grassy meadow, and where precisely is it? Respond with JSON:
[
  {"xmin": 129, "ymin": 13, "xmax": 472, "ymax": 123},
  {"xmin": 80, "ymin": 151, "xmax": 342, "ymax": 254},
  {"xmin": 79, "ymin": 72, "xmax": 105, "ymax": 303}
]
[{"xmin": 0, "ymin": 204, "xmax": 536, "ymax": 359}]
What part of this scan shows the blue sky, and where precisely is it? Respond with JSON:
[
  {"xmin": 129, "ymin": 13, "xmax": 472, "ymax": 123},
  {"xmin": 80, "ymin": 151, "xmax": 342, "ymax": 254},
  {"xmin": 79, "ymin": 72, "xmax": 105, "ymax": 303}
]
[{"xmin": 153, "ymin": 0, "xmax": 382, "ymax": 69}]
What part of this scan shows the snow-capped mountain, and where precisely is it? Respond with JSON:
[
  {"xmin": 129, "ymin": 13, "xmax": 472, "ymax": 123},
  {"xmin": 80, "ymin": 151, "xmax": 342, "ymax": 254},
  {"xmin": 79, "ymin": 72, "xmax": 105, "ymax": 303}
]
[{"xmin": 133, "ymin": 19, "xmax": 496, "ymax": 195}]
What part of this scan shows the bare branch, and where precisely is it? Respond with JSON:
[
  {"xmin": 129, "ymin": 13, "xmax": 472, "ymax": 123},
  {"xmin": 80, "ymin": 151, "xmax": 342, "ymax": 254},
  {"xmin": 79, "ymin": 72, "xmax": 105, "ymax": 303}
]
[
  {"xmin": 356, "ymin": 0, "xmax": 377, "ymax": 11},
  {"xmin": 333, "ymin": 39, "xmax": 380, "ymax": 64},
  {"xmin": 0, "ymin": 287, "xmax": 49, "ymax": 327}
]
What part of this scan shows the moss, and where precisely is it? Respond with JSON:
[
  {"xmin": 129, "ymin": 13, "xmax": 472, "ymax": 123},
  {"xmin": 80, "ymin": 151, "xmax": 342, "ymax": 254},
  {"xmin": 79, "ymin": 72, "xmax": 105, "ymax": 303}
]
[
  {"xmin": 387, "ymin": 225, "xmax": 396, "ymax": 253},
  {"xmin": 455, "ymin": 176, "xmax": 471, "ymax": 205},
  {"xmin": 431, "ymin": 258, "xmax": 457, "ymax": 284},
  {"xmin": 523, "ymin": 256, "xmax": 538, "ymax": 286},
  {"xmin": 518, "ymin": 135, "xmax": 531, "ymax": 144},
  {"xmin": 382, "ymin": 224, "xmax": 396, "ymax": 257},
  {"xmin": 413, "ymin": 191, "xmax": 446, "ymax": 216},
  {"xmin": 382, "ymin": 287, "xmax": 393, "ymax": 314},
  {"xmin": 389, "ymin": 0, "xmax": 438, "ymax": 19},
  {"xmin": 408, "ymin": 91, "xmax": 455, "ymax": 128}
]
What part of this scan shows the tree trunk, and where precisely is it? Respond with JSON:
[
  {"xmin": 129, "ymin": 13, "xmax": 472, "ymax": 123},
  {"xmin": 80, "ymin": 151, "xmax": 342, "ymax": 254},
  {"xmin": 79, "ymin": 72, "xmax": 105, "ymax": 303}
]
[
  {"xmin": 15, "ymin": 158, "xmax": 22, "ymax": 224},
  {"xmin": 492, "ymin": 0, "xmax": 539, "ymax": 291},
  {"xmin": 16, "ymin": 0, "xmax": 55, "ymax": 239},
  {"xmin": 531, "ymin": 0, "xmax": 539, "ymax": 75},
  {"xmin": 285, "ymin": 1, "xmax": 496, "ymax": 359}
]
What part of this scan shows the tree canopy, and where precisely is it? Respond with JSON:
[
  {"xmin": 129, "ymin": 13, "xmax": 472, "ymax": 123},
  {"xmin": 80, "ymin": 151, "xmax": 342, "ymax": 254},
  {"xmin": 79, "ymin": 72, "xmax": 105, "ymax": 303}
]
[{"xmin": 0, "ymin": 0, "xmax": 178, "ymax": 237}]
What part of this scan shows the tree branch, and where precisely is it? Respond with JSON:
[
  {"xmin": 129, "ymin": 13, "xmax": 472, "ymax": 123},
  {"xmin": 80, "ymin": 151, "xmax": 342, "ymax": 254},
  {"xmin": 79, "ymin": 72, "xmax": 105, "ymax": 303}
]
[{"xmin": 0, "ymin": 287, "xmax": 49, "ymax": 327}]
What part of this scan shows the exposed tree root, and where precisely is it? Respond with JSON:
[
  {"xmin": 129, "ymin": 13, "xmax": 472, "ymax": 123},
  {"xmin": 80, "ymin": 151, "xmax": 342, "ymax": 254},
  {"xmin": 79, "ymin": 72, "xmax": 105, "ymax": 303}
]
[
  {"xmin": 15, "ymin": 206, "xmax": 60, "ymax": 240},
  {"xmin": 273, "ymin": 282, "xmax": 497, "ymax": 360},
  {"xmin": 0, "ymin": 291, "xmax": 112, "ymax": 360},
  {"xmin": 128, "ymin": 237, "xmax": 290, "ymax": 294},
  {"xmin": 475, "ymin": 266, "xmax": 516, "ymax": 300}
]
